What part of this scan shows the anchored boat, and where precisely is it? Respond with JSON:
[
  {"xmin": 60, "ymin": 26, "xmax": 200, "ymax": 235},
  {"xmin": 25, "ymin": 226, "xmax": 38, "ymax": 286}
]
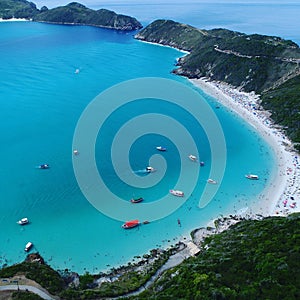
[
  {"xmin": 17, "ymin": 217, "xmax": 29, "ymax": 225},
  {"xmin": 169, "ymin": 190, "xmax": 184, "ymax": 197},
  {"xmin": 245, "ymin": 174, "xmax": 259, "ymax": 180},
  {"xmin": 156, "ymin": 146, "xmax": 167, "ymax": 152},
  {"xmin": 130, "ymin": 197, "xmax": 144, "ymax": 203},
  {"xmin": 25, "ymin": 242, "xmax": 33, "ymax": 252},
  {"xmin": 122, "ymin": 220, "xmax": 140, "ymax": 229}
]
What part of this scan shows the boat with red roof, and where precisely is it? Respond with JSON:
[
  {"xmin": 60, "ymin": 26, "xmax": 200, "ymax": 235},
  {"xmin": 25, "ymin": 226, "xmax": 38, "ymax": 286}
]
[{"xmin": 122, "ymin": 220, "xmax": 140, "ymax": 229}]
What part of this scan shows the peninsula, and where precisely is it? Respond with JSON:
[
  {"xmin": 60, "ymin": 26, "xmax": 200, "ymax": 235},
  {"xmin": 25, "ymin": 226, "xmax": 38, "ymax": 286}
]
[
  {"xmin": 0, "ymin": 0, "xmax": 142, "ymax": 31},
  {"xmin": 135, "ymin": 19, "xmax": 300, "ymax": 150}
]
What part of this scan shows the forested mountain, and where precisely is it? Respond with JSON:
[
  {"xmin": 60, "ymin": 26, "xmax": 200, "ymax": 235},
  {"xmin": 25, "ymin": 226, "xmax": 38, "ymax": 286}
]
[
  {"xmin": 135, "ymin": 19, "xmax": 300, "ymax": 93},
  {"xmin": 0, "ymin": 0, "xmax": 142, "ymax": 31},
  {"xmin": 33, "ymin": 2, "xmax": 142, "ymax": 31},
  {"xmin": 0, "ymin": 0, "xmax": 39, "ymax": 19},
  {"xmin": 135, "ymin": 19, "xmax": 300, "ymax": 150},
  {"xmin": 129, "ymin": 214, "xmax": 300, "ymax": 300}
]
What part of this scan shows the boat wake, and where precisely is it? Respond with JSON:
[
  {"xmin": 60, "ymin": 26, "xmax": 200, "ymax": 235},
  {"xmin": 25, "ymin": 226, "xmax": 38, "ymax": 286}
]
[{"xmin": 133, "ymin": 169, "xmax": 153, "ymax": 176}]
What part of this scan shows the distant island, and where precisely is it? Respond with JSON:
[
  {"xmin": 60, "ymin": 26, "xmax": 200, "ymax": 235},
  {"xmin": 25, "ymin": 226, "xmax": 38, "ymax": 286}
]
[
  {"xmin": 135, "ymin": 19, "xmax": 300, "ymax": 150},
  {"xmin": 0, "ymin": 0, "xmax": 142, "ymax": 31}
]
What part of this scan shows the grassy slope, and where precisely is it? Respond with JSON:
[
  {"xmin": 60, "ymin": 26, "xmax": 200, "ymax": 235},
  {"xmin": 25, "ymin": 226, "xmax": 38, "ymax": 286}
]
[
  {"xmin": 135, "ymin": 20, "xmax": 300, "ymax": 151},
  {"xmin": 130, "ymin": 213, "xmax": 300, "ymax": 300},
  {"xmin": 261, "ymin": 75, "xmax": 300, "ymax": 151}
]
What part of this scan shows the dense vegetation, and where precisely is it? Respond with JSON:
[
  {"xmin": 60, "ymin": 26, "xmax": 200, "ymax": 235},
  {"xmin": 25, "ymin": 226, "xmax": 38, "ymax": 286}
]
[
  {"xmin": 135, "ymin": 20, "xmax": 300, "ymax": 93},
  {"xmin": 12, "ymin": 291, "xmax": 43, "ymax": 299},
  {"xmin": 0, "ymin": 0, "xmax": 142, "ymax": 31},
  {"xmin": 33, "ymin": 2, "xmax": 142, "ymax": 31},
  {"xmin": 0, "ymin": 261, "xmax": 65, "ymax": 294},
  {"xmin": 135, "ymin": 19, "xmax": 300, "ymax": 151},
  {"xmin": 261, "ymin": 75, "xmax": 300, "ymax": 150},
  {"xmin": 128, "ymin": 213, "xmax": 300, "ymax": 300},
  {"xmin": 55, "ymin": 247, "xmax": 172, "ymax": 299},
  {"xmin": 0, "ymin": 0, "xmax": 39, "ymax": 19}
]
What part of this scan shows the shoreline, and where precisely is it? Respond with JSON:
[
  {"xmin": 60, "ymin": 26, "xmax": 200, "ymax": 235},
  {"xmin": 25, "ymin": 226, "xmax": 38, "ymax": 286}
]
[
  {"xmin": 189, "ymin": 77, "xmax": 300, "ymax": 217},
  {"xmin": 0, "ymin": 18, "xmax": 29, "ymax": 22}
]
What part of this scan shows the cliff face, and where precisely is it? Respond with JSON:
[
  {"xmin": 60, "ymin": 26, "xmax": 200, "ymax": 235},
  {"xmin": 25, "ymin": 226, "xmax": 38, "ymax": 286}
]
[
  {"xmin": 0, "ymin": 0, "xmax": 142, "ymax": 31},
  {"xmin": 135, "ymin": 20, "xmax": 300, "ymax": 93}
]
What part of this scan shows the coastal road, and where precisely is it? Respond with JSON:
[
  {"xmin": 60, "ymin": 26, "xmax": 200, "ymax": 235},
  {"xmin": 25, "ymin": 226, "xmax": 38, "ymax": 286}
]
[
  {"xmin": 116, "ymin": 242, "xmax": 198, "ymax": 298},
  {"xmin": 0, "ymin": 284, "xmax": 57, "ymax": 300}
]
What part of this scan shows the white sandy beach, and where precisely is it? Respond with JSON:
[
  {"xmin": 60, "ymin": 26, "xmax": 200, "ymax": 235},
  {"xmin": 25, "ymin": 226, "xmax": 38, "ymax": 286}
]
[
  {"xmin": 190, "ymin": 78, "xmax": 300, "ymax": 218},
  {"xmin": 0, "ymin": 18, "xmax": 29, "ymax": 22}
]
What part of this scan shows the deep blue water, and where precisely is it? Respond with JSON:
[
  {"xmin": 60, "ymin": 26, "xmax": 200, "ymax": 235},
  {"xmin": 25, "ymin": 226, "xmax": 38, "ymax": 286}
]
[{"xmin": 0, "ymin": 6, "xmax": 289, "ymax": 273}]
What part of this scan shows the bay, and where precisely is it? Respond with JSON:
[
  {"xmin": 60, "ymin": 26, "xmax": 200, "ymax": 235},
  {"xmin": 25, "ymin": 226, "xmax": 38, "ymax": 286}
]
[{"xmin": 0, "ymin": 18, "xmax": 276, "ymax": 273}]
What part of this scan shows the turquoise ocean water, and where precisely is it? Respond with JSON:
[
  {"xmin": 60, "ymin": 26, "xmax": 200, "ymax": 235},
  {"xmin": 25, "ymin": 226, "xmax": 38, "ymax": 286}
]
[{"xmin": 1, "ymin": 1, "xmax": 298, "ymax": 273}]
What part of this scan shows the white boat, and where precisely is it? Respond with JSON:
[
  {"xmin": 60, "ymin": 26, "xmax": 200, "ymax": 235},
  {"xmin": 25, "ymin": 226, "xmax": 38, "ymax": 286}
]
[
  {"xmin": 156, "ymin": 146, "xmax": 167, "ymax": 151},
  {"xmin": 37, "ymin": 164, "xmax": 49, "ymax": 169},
  {"xmin": 245, "ymin": 174, "xmax": 259, "ymax": 180},
  {"xmin": 146, "ymin": 166, "xmax": 155, "ymax": 173},
  {"xmin": 17, "ymin": 217, "xmax": 29, "ymax": 225},
  {"xmin": 25, "ymin": 242, "xmax": 33, "ymax": 252},
  {"xmin": 169, "ymin": 189, "xmax": 184, "ymax": 197},
  {"xmin": 207, "ymin": 178, "xmax": 217, "ymax": 184},
  {"xmin": 188, "ymin": 155, "xmax": 197, "ymax": 161}
]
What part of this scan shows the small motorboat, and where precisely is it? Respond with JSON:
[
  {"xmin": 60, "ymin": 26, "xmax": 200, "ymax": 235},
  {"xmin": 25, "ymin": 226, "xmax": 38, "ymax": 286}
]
[
  {"xmin": 169, "ymin": 190, "xmax": 184, "ymax": 197},
  {"xmin": 75, "ymin": 68, "xmax": 80, "ymax": 74},
  {"xmin": 207, "ymin": 178, "xmax": 217, "ymax": 184},
  {"xmin": 146, "ymin": 166, "xmax": 155, "ymax": 173},
  {"xmin": 25, "ymin": 242, "xmax": 33, "ymax": 252},
  {"xmin": 245, "ymin": 174, "xmax": 259, "ymax": 180},
  {"xmin": 188, "ymin": 155, "xmax": 197, "ymax": 162},
  {"xmin": 200, "ymin": 161, "xmax": 205, "ymax": 166},
  {"xmin": 73, "ymin": 149, "xmax": 79, "ymax": 155},
  {"xmin": 17, "ymin": 218, "xmax": 29, "ymax": 225},
  {"xmin": 156, "ymin": 146, "xmax": 167, "ymax": 152},
  {"xmin": 143, "ymin": 220, "xmax": 150, "ymax": 224},
  {"xmin": 38, "ymin": 164, "xmax": 49, "ymax": 169},
  {"xmin": 130, "ymin": 197, "xmax": 144, "ymax": 203},
  {"xmin": 122, "ymin": 220, "xmax": 140, "ymax": 229}
]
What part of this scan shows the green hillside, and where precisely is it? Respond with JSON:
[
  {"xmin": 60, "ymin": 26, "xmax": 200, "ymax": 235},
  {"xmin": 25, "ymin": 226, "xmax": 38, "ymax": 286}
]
[
  {"xmin": 135, "ymin": 19, "xmax": 300, "ymax": 151},
  {"xmin": 33, "ymin": 2, "xmax": 142, "ymax": 31},
  {"xmin": 0, "ymin": 0, "xmax": 39, "ymax": 19},
  {"xmin": 0, "ymin": 0, "xmax": 142, "ymax": 31},
  {"xmin": 261, "ymin": 75, "xmax": 300, "ymax": 149},
  {"xmin": 135, "ymin": 20, "xmax": 300, "ymax": 93},
  {"xmin": 129, "ymin": 214, "xmax": 300, "ymax": 300}
]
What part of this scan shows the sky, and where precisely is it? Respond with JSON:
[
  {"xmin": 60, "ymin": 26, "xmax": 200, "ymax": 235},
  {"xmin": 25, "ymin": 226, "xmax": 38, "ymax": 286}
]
[{"xmin": 33, "ymin": 0, "xmax": 300, "ymax": 9}]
